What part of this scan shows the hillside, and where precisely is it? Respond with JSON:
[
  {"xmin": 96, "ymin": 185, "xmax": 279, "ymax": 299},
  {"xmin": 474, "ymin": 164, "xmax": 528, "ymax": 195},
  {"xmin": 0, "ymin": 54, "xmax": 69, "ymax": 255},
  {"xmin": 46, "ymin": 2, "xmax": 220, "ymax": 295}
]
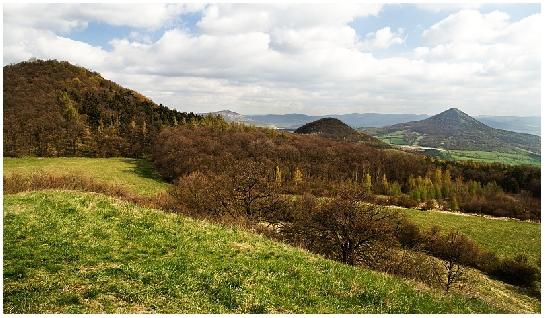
[
  {"xmin": 369, "ymin": 108, "xmax": 540, "ymax": 154},
  {"xmin": 3, "ymin": 59, "xmax": 203, "ymax": 157},
  {"xmin": 4, "ymin": 190, "xmax": 501, "ymax": 314},
  {"xmin": 294, "ymin": 118, "xmax": 388, "ymax": 148},
  {"xmin": 4, "ymin": 157, "xmax": 539, "ymax": 266},
  {"xmin": 3, "ymin": 157, "xmax": 167, "ymax": 197}
]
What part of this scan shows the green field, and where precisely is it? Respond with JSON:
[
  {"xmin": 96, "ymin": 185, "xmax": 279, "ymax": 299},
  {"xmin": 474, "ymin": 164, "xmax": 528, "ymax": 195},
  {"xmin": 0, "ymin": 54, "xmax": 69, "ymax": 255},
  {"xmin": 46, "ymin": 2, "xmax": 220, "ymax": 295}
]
[
  {"xmin": 3, "ymin": 157, "xmax": 168, "ymax": 196},
  {"xmin": 378, "ymin": 132, "xmax": 409, "ymax": 145},
  {"xmin": 400, "ymin": 209, "xmax": 540, "ymax": 267},
  {"xmin": 3, "ymin": 191, "xmax": 499, "ymax": 313},
  {"xmin": 446, "ymin": 150, "xmax": 540, "ymax": 166}
]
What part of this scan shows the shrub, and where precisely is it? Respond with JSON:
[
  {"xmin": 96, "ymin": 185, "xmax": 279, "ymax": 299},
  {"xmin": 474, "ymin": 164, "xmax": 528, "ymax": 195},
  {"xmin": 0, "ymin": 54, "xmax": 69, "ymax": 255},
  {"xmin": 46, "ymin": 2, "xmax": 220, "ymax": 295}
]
[
  {"xmin": 488, "ymin": 255, "xmax": 539, "ymax": 288},
  {"xmin": 168, "ymin": 160, "xmax": 288, "ymax": 223},
  {"xmin": 281, "ymin": 193, "xmax": 400, "ymax": 265},
  {"xmin": 395, "ymin": 218, "xmax": 422, "ymax": 249}
]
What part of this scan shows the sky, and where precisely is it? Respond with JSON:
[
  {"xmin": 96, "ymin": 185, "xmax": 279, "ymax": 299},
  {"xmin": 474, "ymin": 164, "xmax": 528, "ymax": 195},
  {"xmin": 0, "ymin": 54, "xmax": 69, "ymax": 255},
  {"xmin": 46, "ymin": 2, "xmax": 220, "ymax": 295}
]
[{"xmin": 2, "ymin": 3, "xmax": 542, "ymax": 116}]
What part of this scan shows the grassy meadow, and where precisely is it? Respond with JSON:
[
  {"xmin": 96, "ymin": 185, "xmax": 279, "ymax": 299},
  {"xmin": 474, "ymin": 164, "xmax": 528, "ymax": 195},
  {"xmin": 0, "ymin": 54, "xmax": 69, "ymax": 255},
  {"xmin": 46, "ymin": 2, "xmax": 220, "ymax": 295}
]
[
  {"xmin": 400, "ymin": 208, "xmax": 540, "ymax": 267},
  {"xmin": 3, "ymin": 191, "xmax": 501, "ymax": 313},
  {"xmin": 3, "ymin": 157, "xmax": 167, "ymax": 196},
  {"xmin": 446, "ymin": 150, "xmax": 540, "ymax": 166}
]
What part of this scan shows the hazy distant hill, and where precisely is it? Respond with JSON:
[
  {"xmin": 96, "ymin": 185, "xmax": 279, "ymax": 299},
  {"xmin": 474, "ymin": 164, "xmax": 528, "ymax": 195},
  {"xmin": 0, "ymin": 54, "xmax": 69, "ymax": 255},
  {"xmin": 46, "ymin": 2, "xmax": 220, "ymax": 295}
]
[
  {"xmin": 477, "ymin": 116, "xmax": 541, "ymax": 136},
  {"xmin": 247, "ymin": 113, "xmax": 429, "ymax": 129},
  {"xmin": 208, "ymin": 110, "xmax": 253, "ymax": 123},
  {"xmin": 369, "ymin": 108, "xmax": 540, "ymax": 154},
  {"xmin": 209, "ymin": 110, "xmax": 540, "ymax": 136},
  {"xmin": 294, "ymin": 117, "xmax": 388, "ymax": 148}
]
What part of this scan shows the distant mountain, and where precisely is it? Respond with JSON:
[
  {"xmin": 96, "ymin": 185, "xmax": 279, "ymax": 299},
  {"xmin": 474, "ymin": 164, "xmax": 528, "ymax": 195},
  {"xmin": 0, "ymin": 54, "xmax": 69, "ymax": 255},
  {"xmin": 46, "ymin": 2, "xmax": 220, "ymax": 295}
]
[
  {"xmin": 294, "ymin": 117, "xmax": 388, "ymax": 148},
  {"xmin": 207, "ymin": 109, "xmax": 541, "ymax": 137},
  {"xmin": 247, "ymin": 113, "xmax": 318, "ymax": 129},
  {"xmin": 208, "ymin": 110, "xmax": 252, "ymax": 123},
  {"xmin": 3, "ymin": 59, "xmax": 202, "ymax": 157},
  {"xmin": 246, "ymin": 113, "xmax": 429, "ymax": 129},
  {"xmin": 477, "ymin": 116, "xmax": 541, "ymax": 136},
  {"xmin": 335, "ymin": 113, "xmax": 430, "ymax": 128},
  {"xmin": 368, "ymin": 108, "xmax": 540, "ymax": 154}
]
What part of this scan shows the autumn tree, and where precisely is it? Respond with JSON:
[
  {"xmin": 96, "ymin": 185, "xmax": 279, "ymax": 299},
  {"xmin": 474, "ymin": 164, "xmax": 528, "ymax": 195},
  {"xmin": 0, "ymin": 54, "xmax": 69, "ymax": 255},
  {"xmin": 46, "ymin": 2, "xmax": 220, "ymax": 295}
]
[{"xmin": 285, "ymin": 192, "xmax": 398, "ymax": 265}]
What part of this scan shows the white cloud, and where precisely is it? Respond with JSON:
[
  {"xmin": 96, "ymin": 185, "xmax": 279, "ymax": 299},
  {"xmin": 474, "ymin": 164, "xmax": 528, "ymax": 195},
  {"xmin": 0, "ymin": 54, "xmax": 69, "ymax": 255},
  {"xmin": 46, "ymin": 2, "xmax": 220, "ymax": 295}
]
[
  {"xmin": 361, "ymin": 27, "xmax": 405, "ymax": 50},
  {"xmin": 422, "ymin": 10, "xmax": 510, "ymax": 46},
  {"xmin": 2, "ymin": 4, "xmax": 541, "ymax": 116},
  {"xmin": 3, "ymin": 26, "xmax": 108, "ymax": 67},
  {"xmin": 197, "ymin": 4, "xmax": 383, "ymax": 35},
  {"xmin": 3, "ymin": 3, "xmax": 191, "ymax": 32}
]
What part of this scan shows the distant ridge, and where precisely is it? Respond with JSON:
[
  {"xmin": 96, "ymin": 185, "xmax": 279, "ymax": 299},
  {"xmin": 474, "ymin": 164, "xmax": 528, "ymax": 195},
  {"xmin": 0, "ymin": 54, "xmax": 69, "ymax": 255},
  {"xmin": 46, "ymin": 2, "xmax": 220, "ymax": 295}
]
[{"xmin": 371, "ymin": 108, "xmax": 540, "ymax": 154}]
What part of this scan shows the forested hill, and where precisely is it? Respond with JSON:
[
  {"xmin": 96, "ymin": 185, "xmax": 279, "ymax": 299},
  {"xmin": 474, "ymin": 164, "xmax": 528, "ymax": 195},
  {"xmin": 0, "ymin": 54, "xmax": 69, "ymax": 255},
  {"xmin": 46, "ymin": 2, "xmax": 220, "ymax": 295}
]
[
  {"xmin": 294, "ymin": 117, "xmax": 388, "ymax": 148},
  {"xmin": 3, "ymin": 59, "xmax": 204, "ymax": 157},
  {"xmin": 370, "ymin": 108, "xmax": 540, "ymax": 154}
]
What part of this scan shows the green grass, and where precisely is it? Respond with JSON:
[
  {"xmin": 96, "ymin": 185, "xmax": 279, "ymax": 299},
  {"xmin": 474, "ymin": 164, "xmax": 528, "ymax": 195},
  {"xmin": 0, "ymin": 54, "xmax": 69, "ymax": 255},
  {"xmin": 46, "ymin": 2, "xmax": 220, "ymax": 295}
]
[
  {"xmin": 3, "ymin": 157, "xmax": 168, "ymax": 196},
  {"xmin": 401, "ymin": 208, "xmax": 540, "ymax": 266},
  {"xmin": 3, "ymin": 190, "xmax": 499, "ymax": 314},
  {"xmin": 378, "ymin": 132, "xmax": 410, "ymax": 146},
  {"xmin": 445, "ymin": 150, "xmax": 540, "ymax": 166}
]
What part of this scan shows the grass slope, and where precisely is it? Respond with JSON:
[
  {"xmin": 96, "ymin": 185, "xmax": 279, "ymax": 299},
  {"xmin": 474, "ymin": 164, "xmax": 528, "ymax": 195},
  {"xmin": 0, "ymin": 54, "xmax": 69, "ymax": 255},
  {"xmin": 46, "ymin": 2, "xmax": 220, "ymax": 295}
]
[
  {"xmin": 375, "ymin": 137, "xmax": 540, "ymax": 166},
  {"xmin": 3, "ymin": 157, "xmax": 167, "ymax": 196},
  {"xmin": 4, "ymin": 157, "xmax": 539, "ymax": 266},
  {"xmin": 401, "ymin": 208, "xmax": 540, "ymax": 267},
  {"xmin": 3, "ymin": 191, "xmax": 498, "ymax": 314},
  {"xmin": 446, "ymin": 150, "xmax": 540, "ymax": 167}
]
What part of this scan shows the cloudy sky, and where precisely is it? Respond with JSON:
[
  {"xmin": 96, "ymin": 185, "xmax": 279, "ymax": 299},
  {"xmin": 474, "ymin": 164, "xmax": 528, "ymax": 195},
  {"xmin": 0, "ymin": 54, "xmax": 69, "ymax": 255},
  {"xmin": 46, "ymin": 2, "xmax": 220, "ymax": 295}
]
[{"xmin": 3, "ymin": 3, "xmax": 541, "ymax": 116}]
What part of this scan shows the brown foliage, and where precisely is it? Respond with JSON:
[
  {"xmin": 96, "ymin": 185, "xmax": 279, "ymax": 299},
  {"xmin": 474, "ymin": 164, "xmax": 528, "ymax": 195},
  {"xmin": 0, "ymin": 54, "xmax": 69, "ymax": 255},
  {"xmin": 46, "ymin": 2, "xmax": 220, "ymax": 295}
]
[
  {"xmin": 152, "ymin": 123, "xmax": 540, "ymax": 220},
  {"xmin": 168, "ymin": 160, "xmax": 288, "ymax": 223},
  {"xmin": 3, "ymin": 59, "xmax": 202, "ymax": 157},
  {"xmin": 280, "ymin": 193, "xmax": 399, "ymax": 265}
]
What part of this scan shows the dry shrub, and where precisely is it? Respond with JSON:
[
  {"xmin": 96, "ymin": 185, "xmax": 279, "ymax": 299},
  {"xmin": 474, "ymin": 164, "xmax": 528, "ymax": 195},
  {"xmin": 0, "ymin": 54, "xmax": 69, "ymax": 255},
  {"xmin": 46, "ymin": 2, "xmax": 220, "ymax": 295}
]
[
  {"xmin": 377, "ymin": 250, "xmax": 445, "ymax": 289},
  {"xmin": 488, "ymin": 255, "xmax": 539, "ymax": 288},
  {"xmin": 280, "ymin": 192, "xmax": 400, "ymax": 265},
  {"xmin": 168, "ymin": 160, "xmax": 289, "ymax": 224}
]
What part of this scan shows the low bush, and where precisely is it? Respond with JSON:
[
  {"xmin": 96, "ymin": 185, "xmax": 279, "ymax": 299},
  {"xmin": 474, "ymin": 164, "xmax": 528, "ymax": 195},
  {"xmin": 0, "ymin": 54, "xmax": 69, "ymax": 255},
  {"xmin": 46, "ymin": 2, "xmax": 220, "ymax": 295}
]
[{"xmin": 488, "ymin": 255, "xmax": 539, "ymax": 288}]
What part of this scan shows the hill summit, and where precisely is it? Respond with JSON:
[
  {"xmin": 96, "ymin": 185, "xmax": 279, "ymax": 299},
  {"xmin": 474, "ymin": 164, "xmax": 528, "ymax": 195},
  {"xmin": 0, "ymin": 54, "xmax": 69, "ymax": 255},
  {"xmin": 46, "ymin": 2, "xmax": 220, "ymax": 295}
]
[
  {"xmin": 294, "ymin": 117, "xmax": 388, "ymax": 147},
  {"xmin": 405, "ymin": 108, "xmax": 491, "ymax": 135},
  {"xmin": 3, "ymin": 59, "xmax": 202, "ymax": 157},
  {"xmin": 370, "ymin": 108, "xmax": 540, "ymax": 154}
]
